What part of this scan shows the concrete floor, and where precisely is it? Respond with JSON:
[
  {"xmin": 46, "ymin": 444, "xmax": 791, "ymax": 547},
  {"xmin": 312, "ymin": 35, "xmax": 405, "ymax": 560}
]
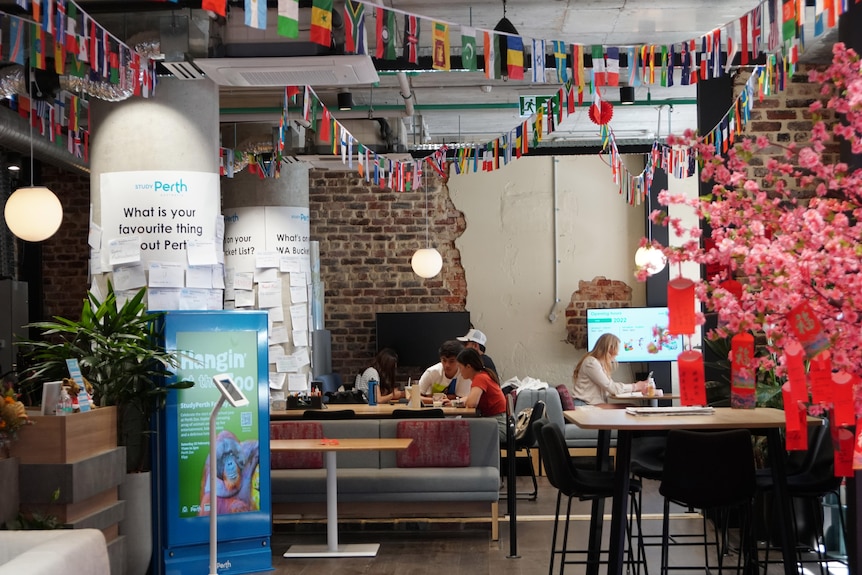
[{"xmin": 268, "ymin": 476, "xmax": 849, "ymax": 575}]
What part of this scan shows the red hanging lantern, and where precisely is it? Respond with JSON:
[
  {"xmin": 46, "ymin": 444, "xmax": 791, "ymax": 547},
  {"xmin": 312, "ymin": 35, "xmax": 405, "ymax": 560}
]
[
  {"xmin": 677, "ymin": 350, "xmax": 706, "ymax": 406},
  {"xmin": 667, "ymin": 276, "xmax": 696, "ymax": 335},
  {"xmin": 588, "ymin": 100, "xmax": 614, "ymax": 125},
  {"xmin": 730, "ymin": 332, "xmax": 756, "ymax": 409}
]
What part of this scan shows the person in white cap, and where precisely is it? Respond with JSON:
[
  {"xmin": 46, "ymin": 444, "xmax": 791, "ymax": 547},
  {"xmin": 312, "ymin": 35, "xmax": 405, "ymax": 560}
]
[{"xmin": 457, "ymin": 328, "xmax": 498, "ymax": 377}]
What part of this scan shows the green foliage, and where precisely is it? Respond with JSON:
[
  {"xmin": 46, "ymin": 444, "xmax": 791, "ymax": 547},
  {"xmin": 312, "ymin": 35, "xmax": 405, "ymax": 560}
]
[
  {"xmin": 6, "ymin": 488, "xmax": 65, "ymax": 530},
  {"xmin": 703, "ymin": 333, "xmax": 784, "ymax": 409},
  {"xmin": 19, "ymin": 284, "xmax": 192, "ymax": 472}
]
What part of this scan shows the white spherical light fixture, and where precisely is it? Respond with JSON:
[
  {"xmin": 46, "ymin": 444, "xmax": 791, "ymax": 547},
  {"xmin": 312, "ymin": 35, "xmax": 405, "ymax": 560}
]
[
  {"xmin": 634, "ymin": 245, "xmax": 667, "ymax": 275},
  {"xmin": 4, "ymin": 186, "xmax": 63, "ymax": 242},
  {"xmin": 411, "ymin": 247, "xmax": 443, "ymax": 278}
]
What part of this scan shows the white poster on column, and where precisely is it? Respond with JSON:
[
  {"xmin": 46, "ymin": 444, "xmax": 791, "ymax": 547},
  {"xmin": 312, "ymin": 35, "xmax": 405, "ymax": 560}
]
[
  {"xmin": 222, "ymin": 207, "xmax": 267, "ymax": 274},
  {"xmin": 100, "ymin": 171, "xmax": 220, "ymax": 268},
  {"xmin": 264, "ymin": 207, "xmax": 310, "ymax": 261}
]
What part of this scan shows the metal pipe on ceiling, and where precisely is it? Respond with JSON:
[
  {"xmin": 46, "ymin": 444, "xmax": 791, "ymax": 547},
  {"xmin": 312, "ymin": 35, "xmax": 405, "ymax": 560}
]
[{"xmin": 0, "ymin": 107, "xmax": 89, "ymax": 175}]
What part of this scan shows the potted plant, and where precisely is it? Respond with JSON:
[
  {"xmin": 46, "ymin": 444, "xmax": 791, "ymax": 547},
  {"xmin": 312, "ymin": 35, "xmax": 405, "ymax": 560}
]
[
  {"xmin": 18, "ymin": 283, "xmax": 192, "ymax": 575},
  {"xmin": 20, "ymin": 283, "xmax": 191, "ymax": 472}
]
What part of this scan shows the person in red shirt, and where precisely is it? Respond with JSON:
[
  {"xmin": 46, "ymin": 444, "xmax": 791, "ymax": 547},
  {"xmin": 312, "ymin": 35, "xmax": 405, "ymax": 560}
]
[{"xmin": 458, "ymin": 348, "xmax": 507, "ymax": 441}]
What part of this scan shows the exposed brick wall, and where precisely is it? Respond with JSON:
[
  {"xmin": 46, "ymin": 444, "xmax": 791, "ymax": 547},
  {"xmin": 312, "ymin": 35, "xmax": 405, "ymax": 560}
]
[
  {"xmin": 36, "ymin": 165, "xmax": 91, "ymax": 321},
  {"xmin": 565, "ymin": 276, "xmax": 633, "ymax": 349},
  {"xmin": 733, "ymin": 64, "xmax": 837, "ymax": 196},
  {"xmin": 309, "ymin": 168, "xmax": 467, "ymax": 381}
]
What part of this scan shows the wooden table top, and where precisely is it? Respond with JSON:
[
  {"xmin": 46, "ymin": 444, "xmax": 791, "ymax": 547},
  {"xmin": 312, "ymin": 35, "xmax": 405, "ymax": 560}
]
[
  {"xmin": 564, "ymin": 406, "xmax": 792, "ymax": 431},
  {"xmin": 270, "ymin": 438, "xmax": 414, "ymax": 452},
  {"xmin": 271, "ymin": 403, "xmax": 478, "ymax": 419},
  {"xmin": 608, "ymin": 392, "xmax": 680, "ymax": 401}
]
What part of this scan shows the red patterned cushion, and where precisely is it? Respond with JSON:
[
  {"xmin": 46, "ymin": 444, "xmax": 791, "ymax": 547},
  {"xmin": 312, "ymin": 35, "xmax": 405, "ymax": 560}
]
[
  {"xmin": 556, "ymin": 384, "xmax": 576, "ymax": 411},
  {"xmin": 395, "ymin": 420, "xmax": 471, "ymax": 468},
  {"xmin": 270, "ymin": 422, "xmax": 324, "ymax": 469}
]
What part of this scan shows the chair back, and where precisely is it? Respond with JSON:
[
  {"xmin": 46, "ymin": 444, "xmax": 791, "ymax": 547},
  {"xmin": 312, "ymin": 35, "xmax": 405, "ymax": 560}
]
[
  {"xmin": 515, "ymin": 400, "xmax": 546, "ymax": 449},
  {"xmin": 539, "ymin": 422, "xmax": 584, "ymax": 497},
  {"xmin": 788, "ymin": 420, "xmax": 842, "ymax": 495},
  {"xmin": 311, "ymin": 373, "xmax": 344, "ymax": 402},
  {"xmin": 392, "ymin": 408, "xmax": 445, "ymax": 419},
  {"xmin": 302, "ymin": 408, "xmax": 356, "ymax": 420},
  {"xmin": 660, "ymin": 429, "xmax": 755, "ymax": 509},
  {"xmin": 533, "ymin": 419, "xmax": 559, "ymax": 489}
]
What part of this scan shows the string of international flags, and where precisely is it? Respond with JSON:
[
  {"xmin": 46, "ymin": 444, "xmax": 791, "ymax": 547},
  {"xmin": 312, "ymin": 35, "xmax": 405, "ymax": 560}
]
[
  {"xmin": 217, "ymin": 0, "xmax": 856, "ymax": 199},
  {"xmin": 221, "ymin": 56, "xmax": 781, "ymax": 209},
  {"xmin": 0, "ymin": 0, "xmax": 161, "ymax": 160}
]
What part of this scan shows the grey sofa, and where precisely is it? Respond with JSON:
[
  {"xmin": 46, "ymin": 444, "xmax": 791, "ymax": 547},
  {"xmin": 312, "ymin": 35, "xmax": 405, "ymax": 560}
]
[
  {"xmin": 270, "ymin": 418, "xmax": 501, "ymax": 539},
  {"xmin": 513, "ymin": 387, "xmax": 616, "ymax": 449}
]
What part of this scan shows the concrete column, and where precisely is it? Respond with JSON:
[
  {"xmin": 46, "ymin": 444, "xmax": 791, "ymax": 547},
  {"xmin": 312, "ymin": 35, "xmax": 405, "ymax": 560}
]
[
  {"xmin": 221, "ymin": 163, "xmax": 314, "ymax": 400},
  {"xmin": 88, "ymin": 78, "xmax": 220, "ymax": 301},
  {"xmin": 90, "ymin": 77, "xmax": 219, "ymax": 222}
]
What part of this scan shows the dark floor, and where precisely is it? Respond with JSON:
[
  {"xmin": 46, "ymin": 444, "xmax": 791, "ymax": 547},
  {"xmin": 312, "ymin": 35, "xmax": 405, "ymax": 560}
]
[{"xmin": 268, "ymin": 476, "xmax": 849, "ymax": 575}]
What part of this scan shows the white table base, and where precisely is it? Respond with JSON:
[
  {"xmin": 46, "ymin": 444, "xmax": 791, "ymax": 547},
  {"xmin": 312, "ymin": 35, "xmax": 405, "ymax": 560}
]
[
  {"xmin": 282, "ymin": 543, "xmax": 380, "ymax": 558},
  {"xmin": 282, "ymin": 451, "xmax": 383, "ymax": 558}
]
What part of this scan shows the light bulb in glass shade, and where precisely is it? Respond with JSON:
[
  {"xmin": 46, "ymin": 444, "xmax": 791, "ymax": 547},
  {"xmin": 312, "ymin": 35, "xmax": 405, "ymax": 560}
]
[
  {"xmin": 4, "ymin": 186, "xmax": 63, "ymax": 242},
  {"xmin": 634, "ymin": 246, "xmax": 667, "ymax": 275},
  {"xmin": 411, "ymin": 247, "xmax": 443, "ymax": 278}
]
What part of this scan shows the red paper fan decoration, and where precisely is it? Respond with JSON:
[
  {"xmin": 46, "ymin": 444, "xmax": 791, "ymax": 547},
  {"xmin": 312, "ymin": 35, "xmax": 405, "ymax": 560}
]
[{"xmin": 588, "ymin": 100, "xmax": 614, "ymax": 125}]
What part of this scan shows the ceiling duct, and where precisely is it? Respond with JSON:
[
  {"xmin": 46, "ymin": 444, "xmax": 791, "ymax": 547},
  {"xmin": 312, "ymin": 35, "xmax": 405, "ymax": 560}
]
[
  {"xmin": 0, "ymin": 107, "xmax": 89, "ymax": 174},
  {"xmin": 194, "ymin": 55, "xmax": 379, "ymax": 87}
]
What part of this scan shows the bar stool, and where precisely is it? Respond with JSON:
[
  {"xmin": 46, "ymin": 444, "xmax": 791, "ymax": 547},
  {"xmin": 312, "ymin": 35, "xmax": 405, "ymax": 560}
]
[
  {"xmin": 659, "ymin": 429, "xmax": 757, "ymax": 575},
  {"xmin": 757, "ymin": 421, "xmax": 846, "ymax": 574},
  {"xmin": 535, "ymin": 420, "xmax": 646, "ymax": 575}
]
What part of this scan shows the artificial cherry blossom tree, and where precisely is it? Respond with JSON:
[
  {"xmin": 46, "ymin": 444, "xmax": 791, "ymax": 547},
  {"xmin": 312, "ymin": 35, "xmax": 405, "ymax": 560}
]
[{"xmin": 646, "ymin": 43, "xmax": 862, "ymax": 413}]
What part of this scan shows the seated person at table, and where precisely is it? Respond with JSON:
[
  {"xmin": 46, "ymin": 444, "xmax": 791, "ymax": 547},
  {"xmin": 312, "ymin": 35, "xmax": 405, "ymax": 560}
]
[
  {"xmin": 571, "ymin": 333, "xmax": 650, "ymax": 405},
  {"xmin": 417, "ymin": 340, "xmax": 471, "ymax": 402},
  {"xmin": 355, "ymin": 348, "xmax": 403, "ymax": 403},
  {"xmin": 457, "ymin": 348, "xmax": 507, "ymax": 441},
  {"xmin": 457, "ymin": 328, "xmax": 498, "ymax": 377}
]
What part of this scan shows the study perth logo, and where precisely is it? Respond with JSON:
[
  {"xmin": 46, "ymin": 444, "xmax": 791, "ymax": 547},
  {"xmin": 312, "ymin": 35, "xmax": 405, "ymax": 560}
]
[{"xmin": 154, "ymin": 178, "xmax": 189, "ymax": 195}]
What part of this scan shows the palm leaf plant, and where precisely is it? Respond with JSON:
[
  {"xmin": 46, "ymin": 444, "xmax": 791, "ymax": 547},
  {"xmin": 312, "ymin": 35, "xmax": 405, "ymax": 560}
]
[{"xmin": 19, "ymin": 283, "xmax": 192, "ymax": 472}]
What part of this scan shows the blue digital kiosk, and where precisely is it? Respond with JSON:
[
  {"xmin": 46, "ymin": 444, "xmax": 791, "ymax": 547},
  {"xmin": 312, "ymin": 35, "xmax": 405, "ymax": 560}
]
[{"xmin": 153, "ymin": 311, "xmax": 272, "ymax": 575}]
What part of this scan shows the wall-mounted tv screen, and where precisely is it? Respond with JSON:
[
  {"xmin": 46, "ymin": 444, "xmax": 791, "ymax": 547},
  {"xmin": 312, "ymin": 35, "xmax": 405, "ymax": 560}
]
[
  {"xmin": 586, "ymin": 307, "xmax": 683, "ymax": 363},
  {"xmin": 376, "ymin": 312, "xmax": 471, "ymax": 368}
]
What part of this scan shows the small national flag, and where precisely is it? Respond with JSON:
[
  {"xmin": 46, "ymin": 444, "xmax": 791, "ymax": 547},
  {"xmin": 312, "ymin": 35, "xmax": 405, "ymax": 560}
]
[
  {"xmin": 627, "ymin": 46, "xmax": 639, "ymax": 86},
  {"xmin": 65, "ymin": 2, "xmax": 78, "ymax": 54},
  {"xmin": 782, "ymin": 0, "xmax": 797, "ymax": 42},
  {"xmin": 591, "ymin": 45, "xmax": 606, "ymax": 86},
  {"xmin": 43, "ymin": 0, "xmax": 54, "ymax": 35},
  {"xmin": 506, "ymin": 36, "xmax": 524, "ymax": 80},
  {"xmin": 344, "ymin": 1, "xmax": 366, "ymax": 54},
  {"xmin": 202, "ymin": 0, "xmax": 226, "ymax": 17},
  {"xmin": 740, "ymin": 15, "xmax": 749, "ymax": 64},
  {"xmin": 483, "ymin": 31, "xmax": 497, "ymax": 80},
  {"xmin": 403, "ymin": 15, "xmax": 420, "ymax": 64},
  {"xmin": 814, "ymin": 0, "xmax": 825, "ymax": 37},
  {"xmin": 552, "ymin": 40, "xmax": 568, "ymax": 83},
  {"xmin": 531, "ymin": 39, "xmax": 546, "ymax": 83},
  {"xmin": 31, "ymin": 24, "xmax": 47, "ymax": 69},
  {"xmin": 375, "ymin": 8, "xmax": 397, "ymax": 60},
  {"xmin": 245, "ymin": 0, "xmax": 266, "ymax": 30},
  {"xmin": 277, "ymin": 0, "xmax": 299, "ymax": 38},
  {"xmin": 461, "ymin": 27, "xmax": 477, "ymax": 71},
  {"xmin": 432, "ymin": 21, "xmax": 450, "ymax": 70},
  {"xmin": 9, "ymin": 18, "xmax": 25, "ymax": 65},
  {"xmin": 605, "ymin": 46, "xmax": 619, "ymax": 86},
  {"xmin": 751, "ymin": 5, "xmax": 762, "ymax": 58},
  {"xmin": 572, "ymin": 44, "xmax": 585, "ymax": 102},
  {"xmin": 310, "ymin": 0, "xmax": 333, "ymax": 47}
]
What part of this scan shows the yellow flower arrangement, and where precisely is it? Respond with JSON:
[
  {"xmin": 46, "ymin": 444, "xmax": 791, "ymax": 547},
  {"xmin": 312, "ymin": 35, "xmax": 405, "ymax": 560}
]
[{"xmin": 0, "ymin": 380, "xmax": 32, "ymax": 443}]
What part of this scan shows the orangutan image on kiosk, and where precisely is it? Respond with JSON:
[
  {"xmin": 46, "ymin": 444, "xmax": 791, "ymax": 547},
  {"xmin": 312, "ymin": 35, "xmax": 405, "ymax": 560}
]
[{"xmin": 199, "ymin": 430, "xmax": 260, "ymax": 515}]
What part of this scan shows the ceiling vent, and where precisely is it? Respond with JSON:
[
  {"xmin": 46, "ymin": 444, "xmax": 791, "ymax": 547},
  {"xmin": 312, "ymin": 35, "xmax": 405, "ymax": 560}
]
[
  {"xmin": 161, "ymin": 58, "xmax": 206, "ymax": 80},
  {"xmin": 194, "ymin": 55, "xmax": 379, "ymax": 87}
]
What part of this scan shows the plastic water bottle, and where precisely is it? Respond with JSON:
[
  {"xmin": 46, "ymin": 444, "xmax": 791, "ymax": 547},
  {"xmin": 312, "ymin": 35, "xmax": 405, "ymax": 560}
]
[
  {"xmin": 367, "ymin": 379, "xmax": 378, "ymax": 406},
  {"xmin": 57, "ymin": 388, "xmax": 73, "ymax": 416}
]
